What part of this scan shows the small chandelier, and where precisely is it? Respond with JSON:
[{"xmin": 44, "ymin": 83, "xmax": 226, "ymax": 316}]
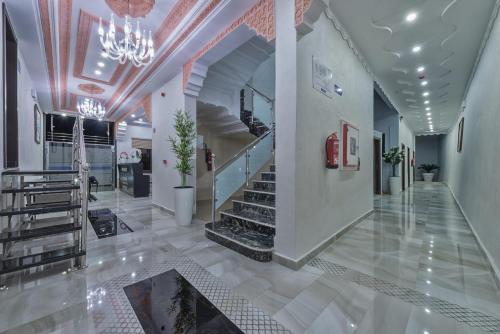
[
  {"xmin": 77, "ymin": 97, "xmax": 105, "ymax": 120},
  {"xmin": 98, "ymin": 13, "xmax": 154, "ymax": 67}
]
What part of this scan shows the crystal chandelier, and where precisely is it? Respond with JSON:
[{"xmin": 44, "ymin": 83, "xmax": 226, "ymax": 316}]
[
  {"xmin": 98, "ymin": 13, "xmax": 154, "ymax": 67},
  {"xmin": 77, "ymin": 97, "xmax": 105, "ymax": 120}
]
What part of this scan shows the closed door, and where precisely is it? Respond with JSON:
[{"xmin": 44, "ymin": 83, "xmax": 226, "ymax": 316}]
[
  {"xmin": 401, "ymin": 144, "xmax": 406, "ymax": 191},
  {"xmin": 373, "ymin": 138, "xmax": 381, "ymax": 194}
]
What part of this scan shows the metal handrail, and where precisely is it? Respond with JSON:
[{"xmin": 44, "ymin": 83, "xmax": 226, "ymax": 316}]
[{"xmin": 245, "ymin": 84, "xmax": 274, "ymax": 103}]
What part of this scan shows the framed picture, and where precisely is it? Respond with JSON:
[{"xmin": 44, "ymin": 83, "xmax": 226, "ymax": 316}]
[
  {"xmin": 34, "ymin": 104, "xmax": 41, "ymax": 144},
  {"xmin": 341, "ymin": 120, "xmax": 360, "ymax": 170},
  {"xmin": 457, "ymin": 117, "xmax": 464, "ymax": 152}
]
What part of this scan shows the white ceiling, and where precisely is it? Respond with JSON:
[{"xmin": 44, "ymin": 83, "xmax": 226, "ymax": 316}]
[{"xmin": 331, "ymin": 0, "xmax": 498, "ymax": 135}]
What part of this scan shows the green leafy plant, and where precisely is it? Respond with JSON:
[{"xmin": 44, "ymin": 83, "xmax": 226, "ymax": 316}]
[
  {"xmin": 382, "ymin": 147, "xmax": 405, "ymax": 177},
  {"xmin": 169, "ymin": 110, "xmax": 196, "ymax": 187},
  {"xmin": 418, "ymin": 164, "xmax": 440, "ymax": 173}
]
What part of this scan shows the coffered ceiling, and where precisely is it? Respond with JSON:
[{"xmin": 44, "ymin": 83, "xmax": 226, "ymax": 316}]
[
  {"xmin": 5, "ymin": 0, "xmax": 259, "ymax": 121},
  {"xmin": 331, "ymin": 0, "xmax": 499, "ymax": 135}
]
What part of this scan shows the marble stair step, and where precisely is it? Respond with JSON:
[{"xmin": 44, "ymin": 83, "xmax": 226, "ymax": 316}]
[
  {"xmin": 2, "ymin": 170, "xmax": 79, "ymax": 176},
  {"xmin": 221, "ymin": 209, "xmax": 275, "ymax": 230},
  {"xmin": 243, "ymin": 189, "xmax": 275, "ymax": 206},
  {"xmin": 232, "ymin": 199, "xmax": 275, "ymax": 216},
  {"xmin": 2, "ymin": 184, "xmax": 79, "ymax": 194},
  {"xmin": 0, "ymin": 202, "xmax": 81, "ymax": 217},
  {"xmin": 0, "ymin": 245, "xmax": 84, "ymax": 275},
  {"xmin": 253, "ymin": 180, "xmax": 276, "ymax": 192},
  {"xmin": 0, "ymin": 220, "xmax": 81, "ymax": 243},
  {"xmin": 269, "ymin": 164, "xmax": 275, "ymax": 172},
  {"xmin": 205, "ymin": 221, "xmax": 273, "ymax": 262},
  {"xmin": 261, "ymin": 172, "xmax": 275, "ymax": 181}
]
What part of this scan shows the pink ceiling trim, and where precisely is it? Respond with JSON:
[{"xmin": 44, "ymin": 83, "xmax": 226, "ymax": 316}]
[
  {"xmin": 59, "ymin": 0, "xmax": 72, "ymax": 109},
  {"xmin": 39, "ymin": 0, "xmax": 58, "ymax": 109},
  {"xmin": 78, "ymin": 83, "xmax": 105, "ymax": 95},
  {"xmin": 183, "ymin": 0, "xmax": 275, "ymax": 89},
  {"xmin": 73, "ymin": 10, "xmax": 128, "ymax": 86},
  {"xmin": 105, "ymin": 0, "xmax": 155, "ymax": 18},
  {"xmin": 106, "ymin": 0, "xmax": 210, "ymax": 117},
  {"xmin": 295, "ymin": 0, "xmax": 313, "ymax": 26},
  {"xmin": 116, "ymin": 93, "xmax": 152, "ymax": 123}
]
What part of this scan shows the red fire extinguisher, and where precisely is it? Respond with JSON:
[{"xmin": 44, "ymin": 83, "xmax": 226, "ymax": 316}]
[{"xmin": 325, "ymin": 133, "xmax": 339, "ymax": 169}]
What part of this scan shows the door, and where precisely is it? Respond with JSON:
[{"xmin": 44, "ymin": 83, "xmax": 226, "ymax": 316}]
[
  {"xmin": 373, "ymin": 138, "xmax": 381, "ymax": 194},
  {"xmin": 401, "ymin": 144, "xmax": 406, "ymax": 191},
  {"xmin": 407, "ymin": 147, "xmax": 410, "ymax": 187}
]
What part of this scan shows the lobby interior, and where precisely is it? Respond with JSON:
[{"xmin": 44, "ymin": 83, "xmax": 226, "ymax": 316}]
[{"xmin": 1, "ymin": 0, "xmax": 500, "ymax": 333}]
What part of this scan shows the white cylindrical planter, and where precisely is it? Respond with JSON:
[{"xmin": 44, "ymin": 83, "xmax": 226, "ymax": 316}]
[
  {"xmin": 174, "ymin": 186, "xmax": 194, "ymax": 226},
  {"xmin": 423, "ymin": 173, "xmax": 434, "ymax": 182},
  {"xmin": 389, "ymin": 176, "xmax": 401, "ymax": 195}
]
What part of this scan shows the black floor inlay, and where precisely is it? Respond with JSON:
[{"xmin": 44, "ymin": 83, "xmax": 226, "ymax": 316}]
[
  {"xmin": 88, "ymin": 209, "xmax": 133, "ymax": 239},
  {"xmin": 123, "ymin": 269, "xmax": 243, "ymax": 334}
]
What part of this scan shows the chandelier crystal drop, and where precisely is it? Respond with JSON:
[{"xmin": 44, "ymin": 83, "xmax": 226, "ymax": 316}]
[
  {"xmin": 98, "ymin": 14, "xmax": 154, "ymax": 67},
  {"xmin": 77, "ymin": 97, "xmax": 106, "ymax": 120}
]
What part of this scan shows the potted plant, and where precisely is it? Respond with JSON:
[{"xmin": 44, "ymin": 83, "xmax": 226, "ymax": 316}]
[
  {"xmin": 169, "ymin": 110, "xmax": 196, "ymax": 226},
  {"xmin": 382, "ymin": 147, "xmax": 405, "ymax": 195},
  {"xmin": 418, "ymin": 164, "xmax": 440, "ymax": 182}
]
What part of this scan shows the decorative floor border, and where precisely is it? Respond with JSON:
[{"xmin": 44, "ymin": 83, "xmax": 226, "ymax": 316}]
[
  {"xmin": 88, "ymin": 256, "xmax": 290, "ymax": 333},
  {"xmin": 308, "ymin": 257, "xmax": 500, "ymax": 333}
]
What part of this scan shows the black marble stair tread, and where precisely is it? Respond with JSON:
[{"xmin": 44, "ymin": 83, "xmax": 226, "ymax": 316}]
[
  {"xmin": 2, "ymin": 170, "xmax": 79, "ymax": 176},
  {"xmin": 2, "ymin": 184, "xmax": 79, "ymax": 194},
  {"xmin": 0, "ymin": 222, "xmax": 81, "ymax": 242},
  {"xmin": 0, "ymin": 246, "xmax": 84, "ymax": 275},
  {"xmin": 24, "ymin": 180, "xmax": 74, "ymax": 185},
  {"xmin": 233, "ymin": 199, "xmax": 275, "ymax": 209},
  {"xmin": 221, "ymin": 209, "xmax": 275, "ymax": 227},
  {"xmin": 205, "ymin": 221, "xmax": 274, "ymax": 250},
  {"xmin": 0, "ymin": 202, "xmax": 81, "ymax": 216},
  {"xmin": 244, "ymin": 189, "xmax": 275, "ymax": 195}
]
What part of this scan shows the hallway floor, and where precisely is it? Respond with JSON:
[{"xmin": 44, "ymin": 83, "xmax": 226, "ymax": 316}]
[{"xmin": 0, "ymin": 183, "xmax": 499, "ymax": 333}]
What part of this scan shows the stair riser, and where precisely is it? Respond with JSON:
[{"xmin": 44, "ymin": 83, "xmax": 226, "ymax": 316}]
[
  {"xmin": 233, "ymin": 202, "xmax": 275, "ymax": 221},
  {"xmin": 261, "ymin": 173, "xmax": 275, "ymax": 181},
  {"xmin": 244, "ymin": 191, "xmax": 275, "ymax": 206},
  {"xmin": 253, "ymin": 182, "xmax": 275, "ymax": 192},
  {"xmin": 205, "ymin": 229, "xmax": 272, "ymax": 262},
  {"xmin": 221, "ymin": 214, "xmax": 275, "ymax": 235}
]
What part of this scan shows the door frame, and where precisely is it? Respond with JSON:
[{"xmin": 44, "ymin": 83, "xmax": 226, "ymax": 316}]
[
  {"xmin": 401, "ymin": 143, "xmax": 406, "ymax": 191},
  {"xmin": 373, "ymin": 131, "xmax": 383, "ymax": 195},
  {"xmin": 407, "ymin": 147, "xmax": 410, "ymax": 187}
]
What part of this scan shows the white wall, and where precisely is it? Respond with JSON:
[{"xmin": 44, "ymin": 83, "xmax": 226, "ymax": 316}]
[
  {"xmin": 116, "ymin": 125, "xmax": 152, "ymax": 159},
  {"xmin": 250, "ymin": 54, "xmax": 275, "ymax": 100},
  {"xmin": 152, "ymin": 72, "xmax": 196, "ymax": 212},
  {"xmin": 440, "ymin": 12, "xmax": 500, "ymax": 274},
  {"xmin": 275, "ymin": 8, "xmax": 374, "ymax": 261}
]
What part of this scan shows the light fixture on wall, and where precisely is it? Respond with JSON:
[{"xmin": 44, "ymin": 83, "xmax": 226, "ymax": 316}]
[
  {"xmin": 98, "ymin": 13, "xmax": 154, "ymax": 67},
  {"xmin": 77, "ymin": 97, "xmax": 106, "ymax": 120}
]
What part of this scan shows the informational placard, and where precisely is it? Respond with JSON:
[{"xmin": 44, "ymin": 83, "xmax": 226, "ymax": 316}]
[{"xmin": 312, "ymin": 56, "xmax": 335, "ymax": 98}]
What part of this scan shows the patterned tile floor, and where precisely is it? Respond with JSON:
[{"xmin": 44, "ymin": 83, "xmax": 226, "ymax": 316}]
[{"xmin": 0, "ymin": 183, "xmax": 499, "ymax": 333}]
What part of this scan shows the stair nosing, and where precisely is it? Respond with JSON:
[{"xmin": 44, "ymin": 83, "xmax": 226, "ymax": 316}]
[
  {"xmin": 205, "ymin": 225, "xmax": 274, "ymax": 252},
  {"xmin": 232, "ymin": 200, "xmax": 275, "ymax": 210},
  {"xmin": 2, "ymin": 185, "xmax": 79, "ymax": 194},
  {"xmin": 253, "ymin": 180, "xmax": 276, "ymax": 184},
  {"xmin": 0, "ymin": 223, "xmax": 82, "ymax": 242},
  {"xmin": 261, "ymin": 172, "xmax": 276, "ymax": 174},
  {"xmin": 221, "ymin": 210, "xmax": 275, "ymax": 228},
  {"xmin": 0, "ymin": 203, "xmax": 81, "ymax": 216},
  {"xmin": 244, "ymin": 189, "xmax": 275, "ymax": 195}
]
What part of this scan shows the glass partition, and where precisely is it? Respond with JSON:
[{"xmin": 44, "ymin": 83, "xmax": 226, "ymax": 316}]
[{"xmin": 252, "ymin": 93, "xmax": 273, "ymax": 128}]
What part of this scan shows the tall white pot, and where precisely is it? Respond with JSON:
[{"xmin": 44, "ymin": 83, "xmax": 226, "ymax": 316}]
[
  {"xmin": 422, "ymin": 173, "xmax": 434, "ymax": 182},
  {"xmin": 389, "ymin": 176, "xmax": 401, "ymax": 195},
  {"xmin": 174, "ymin": 186, "xmax": 194, "ymax": 226}
]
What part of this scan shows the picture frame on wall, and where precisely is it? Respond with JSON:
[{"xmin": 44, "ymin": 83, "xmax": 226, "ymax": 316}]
[
  {"xmin": 457, "ymin": 117, "xmax": 464, "ymax": 152},
  {"xmin": 34, "ymin": 104, "xmax": 41, "ymax": 144},
  {"xmin": 341, "ymin": 120, "xmax": 360, "ymax": 170}
]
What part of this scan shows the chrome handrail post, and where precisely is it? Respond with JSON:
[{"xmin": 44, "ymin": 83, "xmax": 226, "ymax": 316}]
[
  {"xmin": 245, "ymin": 149, "xmax": 250, "ymax": 187},
  {"xmin": 211, "ymin": 153, "xmax": 216, "ymax": 225}
]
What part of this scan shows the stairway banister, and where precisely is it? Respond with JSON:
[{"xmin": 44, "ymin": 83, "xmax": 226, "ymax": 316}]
[{"xmin": 245, "ymin": 84, "xmax": 274, "ymax": 103}]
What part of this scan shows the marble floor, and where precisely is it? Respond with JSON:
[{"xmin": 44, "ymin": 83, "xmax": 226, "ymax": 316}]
[{"xmin": 0, "ymin": 183, "xmax": 499, "ymax": 333}]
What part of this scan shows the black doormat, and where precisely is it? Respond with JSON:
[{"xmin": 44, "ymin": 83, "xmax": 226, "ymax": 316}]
[
  {"xmin": 123, "ymin": 269, "xmax": 243, "ymax": 334},
  {"xmin": 88, "ymin": 209, "xmax": 133, "ymax": 239}
]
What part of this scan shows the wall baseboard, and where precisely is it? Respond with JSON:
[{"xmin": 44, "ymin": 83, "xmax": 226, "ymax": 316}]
[
  {"xmin": 152, "ymin": 202, "xmax": 175, "ymax": 216},
  {"xmin": 273, "ymin": 209, "xmax": 374, "ymax": 270},
  {"xmin": 444, "ymin": 182, "xmax": 500, "ymax": 290}
]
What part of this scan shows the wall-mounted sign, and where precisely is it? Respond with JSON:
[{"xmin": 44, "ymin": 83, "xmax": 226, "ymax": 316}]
[{"xmin": 312, "ymin": 56, "xmax": 334, "ymax": 98}]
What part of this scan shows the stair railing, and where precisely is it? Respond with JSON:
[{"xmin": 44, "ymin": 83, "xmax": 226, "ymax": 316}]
[
  {"xmin": 245, "ymin": 84, "xmax": 275, "ymax": 129},
  {"xmin": 211, "ymin": 126, "xmax": 274, "ymax": 224},
  {"xmin": 72, "ymin": 118, "xmax": 89, "ymax": 269}
]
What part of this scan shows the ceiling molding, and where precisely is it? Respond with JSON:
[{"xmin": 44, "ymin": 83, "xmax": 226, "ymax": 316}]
[
  {"xmin": 105, "ymin": 0, "xmax": 155, "ymax": 18},
  {"xmin": 116, "ymin": 93, "xmax": 152, "ymax": 123},
  {"xmin": 58, "ymin": 0, "xmax": 72, "ymax": 110},
  {"xmin": 38, "ymin": 0, "xmax": 58, "ymax": 109},
  {"xmin": 78, "ymin": 83, "xmax": 105, "ymax": 95}
]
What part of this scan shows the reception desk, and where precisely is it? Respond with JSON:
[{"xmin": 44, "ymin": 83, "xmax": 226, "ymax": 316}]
[{"xmin": 118, "ymin": 163, "xmax": 150, "ymax": 197}]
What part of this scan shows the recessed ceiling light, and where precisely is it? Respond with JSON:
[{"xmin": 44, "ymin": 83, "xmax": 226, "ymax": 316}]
[
  {"xmin": 406, "ymin": 12, "xmax": 418, "ymax": 22},
  {"xmin": 412, "ymin": 45, "xmax": 422, "ymax": 53},
  {"xmin": 425, "ymin": 107, "xmax": 431, "ymax": 111},
  {"xmin": 138, "ymin": 118, "xmax": 143, "ymax": 122},
  {"xmin": 424, "ymin": 100, "xmax": 430, "ymax": 104},
  {"xmin": 426, "ymin": 112, "xmax": 431, "ymax": 116},
  {"xmin": 94, "ymin": 69, "xmax": 102, "ymax": 75},
  {"xmin": 100, "ymin": 51, "xmax": 108, "ymax": 58},
  {"xmin": 97, "ymin": 62, "xmax": 105, "ymax": 68},
  {"xmin": 61, "ymin": 113, "xmax": 67, "ymax": 117},
  {"xmin": 417, "ymin": 66, "xmax": 425, "ymax": 72},
  {"xmin": 422, "ymin": 92, "xmax": 429, "ymax": 97},
  {"xmin": 131, "ymin": 114, "xmax": 135, "ymax": 118},
  {"xmin": 421, "ymin": 81, "xmax": 428, "ymax": 86}
]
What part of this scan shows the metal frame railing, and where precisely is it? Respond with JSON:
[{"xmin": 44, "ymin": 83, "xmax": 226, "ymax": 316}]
[
  {"xmin": 211, "ymin": 126, "xmax": 274, "ymax": 224},
  {"xmin": 47, "ymin": 131, "xmax": 113, "ymax": 145}
]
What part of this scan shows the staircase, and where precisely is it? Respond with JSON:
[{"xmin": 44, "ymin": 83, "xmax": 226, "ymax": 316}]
[
  {"xmin": 0, "ymin": 119, "xmax": 88, "ymax": 287},
  {"xmin": 205, "ymin": 164, "xmax": 275, "ymax": 262}
]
